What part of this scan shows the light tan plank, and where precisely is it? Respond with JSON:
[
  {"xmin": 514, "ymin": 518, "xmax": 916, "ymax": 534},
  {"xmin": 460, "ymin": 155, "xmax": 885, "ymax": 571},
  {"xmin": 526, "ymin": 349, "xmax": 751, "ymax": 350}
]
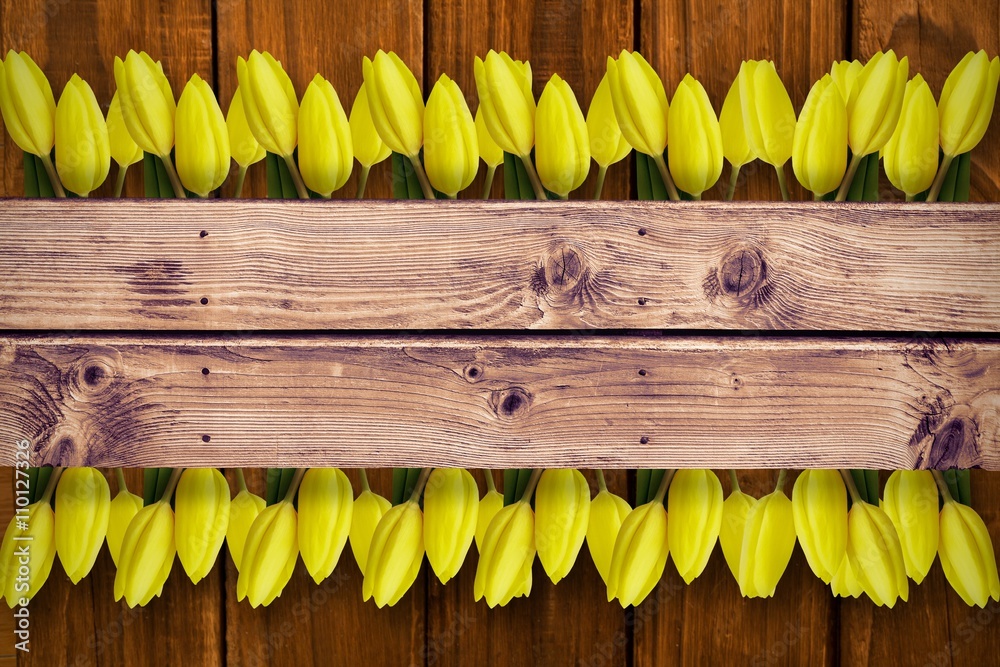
[
  {"xmin": 1, "ymin": 200, "xmax": 998, "ymax": 331},
  {"xmin": 0, "ymin": 334, "xmax": 996, "ymax": 469}
]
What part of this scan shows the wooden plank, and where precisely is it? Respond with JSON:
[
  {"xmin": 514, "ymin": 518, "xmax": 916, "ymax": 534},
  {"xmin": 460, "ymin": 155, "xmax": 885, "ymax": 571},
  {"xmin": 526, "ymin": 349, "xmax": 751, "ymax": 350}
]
[
  {"xmin": 2, "ymin": 200, "xmax": 999, "ymax": 331},
  {"xmin": 1, "ymin": 334, "xmax": 997, "ymax": 470},
  {"xmin": 0, "ymin": 0, "xmax": 213, "ymax": 198}
]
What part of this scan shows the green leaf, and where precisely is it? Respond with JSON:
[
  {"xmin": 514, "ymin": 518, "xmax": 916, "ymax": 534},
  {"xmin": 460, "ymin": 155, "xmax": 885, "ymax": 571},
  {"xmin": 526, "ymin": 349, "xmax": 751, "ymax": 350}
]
[
  {"xmin": 864, "ymin": 469, "xmax": 880, "ymax": 505},
  {"xmin": 23, "ymin": 152, "xmax": 40, "ymax": 198},
  {"xmin": 938, "ymin": 155, "xmax": 961, "ymax": 202},
  {"xmin": 956, "ymin": 469, "xmax": 972, "ymax": 506},
  {"xmin": 954, "ymin": 153, "xmax": 971, "ymax": 202},
  {"xmin": 276, "ymin": 468, "xmax": 296, "ymax": 503},
  {"xmin": 143, "ymin": 152, "xmax": 159, "ymax": 198},
  {"xmin": 863, "ymin": 153, "xmax": 880, "ymax": 202},
  {"xmin": 503, "ymin": 153, "xmax": 519, "ymax": 200},
  {"xmin": 635, "ymin": 469, "xmax": 651, "ymax": 505},
  {"xmin": 265, "ymin": 468, "xmax": 282, "ymax": 505},
  {"xmin": 404, "ymin": 467, "xmax": 423, "ymax": 503},
  {"xmin": 31, "ymin": 468, "xmax": 54, "ymax": 507},
  {"xmin": 143, "ymin": 468, "xmax": 159, "ymax": 506},
  {"xmin": 636, "ymin": 153, "xmax": 653, "ymax": 201},
  {"xmin": 648, "ymin": 152, "xmax": 669, "ymax": 200},
  {"xmin": 846, "ymin": 152, "xmax": 869, "ymax": 202},
  {"xmin": 944, "ymin": 469, "xmax": 961, "ymax": 505},
  {"xmin": 154, "ymin": 467, "xmax": 173, "ymax": 503},
  {"xmin": 503, "ymin": 469, "xmax": 519, "ymax": 506},
  {"xmin": 850, "ymin": 469, "xmax": 869, "ymax": 504},
  {"xmin": 155, "ymin": 155, "xmax": 176, "ymax": 198},
  {"xmin": 265, "ymin": 153, "xmax": 283, "ymax": 199},
  {"xmin": 514, "ymin": 468, "xmax": 532, "ymax": 503},
  {"xmin": 36, "ymin": 154, "xmax": 55, "ymax": 198},
  {"xmin": 514, "ymin": 154, "xmax": 534, "ymax": 200},
  {"xmin": 647, "ymin": 469, "xmax": 665, "ymax": 505},
  {"xmin": 391, "ymin": 153, "xmax": 408, "ymax": 199}
]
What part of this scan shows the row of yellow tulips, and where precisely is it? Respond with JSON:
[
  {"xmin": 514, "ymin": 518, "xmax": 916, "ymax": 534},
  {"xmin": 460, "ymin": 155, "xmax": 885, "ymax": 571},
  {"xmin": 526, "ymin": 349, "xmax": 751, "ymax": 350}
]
[
  {"xmin": 1, "ymin": 48, "xmax": 997, "ymax": 200},
  {"xmin": 5, "ymin": 467, "xmax": 997, "ymax": 610}
]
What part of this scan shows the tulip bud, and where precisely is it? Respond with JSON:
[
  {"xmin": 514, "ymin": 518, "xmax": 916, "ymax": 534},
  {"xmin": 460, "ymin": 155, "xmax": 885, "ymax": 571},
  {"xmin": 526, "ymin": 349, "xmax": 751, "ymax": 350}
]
[
  {"xmin": 534, "ymin": 469, "xmax": 590, "ymax": 584},
  {"xmin": 587, "ymin": 489, "xmax": 631, "ymax": 585},
  {"xmin": 297, "ymin": 468, "xmax": 353, "ymax": 584},
  {"xmin": 423, "ymin": 469, "xmax": 478, "ymax": 583},
  {"xmin": 475, "ymin": 501, "xmax": 535, "ymax": 607},
  {"xmin": 236, "ymin": 50, "xmax": 298, "ymax": 157},
  {"xmin": 739, "ymin": 60, "xmax": 796, "ymax": 167},
  {"xmin": 227, "ymin": 87, "xmax": 265, "ymax": 168},
  {"xmin": 719, "ymin": 74, "xmax": 754, "ymax": 168},
  {"xmin": 830, "ymin": 60, "xmax": 863, "ymax": 103},
  {"xmin": 114, "ymin": 501, "xmax": 175, "ymax": 608},
  {"xmin": 605, "ymin": 51, "xmax": 668, "ymax": 157},
  {"xmin": 424, "ymin": 74, "xmax": 478, "ymax": 197},
  {"xmin": 0, "ymin": 51, "xmax": 55, "ymax": 157},
  {"xmin": 667, "ymin": 75, "xmax": 723, "ymax": 197},
  {"xmin": 882, "ymin": 75, "xmax": 938, "ymax": 197},
  {"xmin": 847, "ymin": 50, "xmax": 909, "ymax": 157},
  {"xmin": 738, "ymin": 489, "xmax": 796, "ymax": 598},
  {"xmin": 475, "ymin": 108, "xmax": 503, "ymax": 169},
  {"xmin": 474, "ymin": 50, "xmax": 536, "ymax": 158},
  {"xmin": 227, "ymin": 487, "xmax": 265, "ymax": 572},
  {"xmin": 587, "ymin": 73, "xmax": 630, "ymax": 169},
  {"xmin": 792, "ymin": 75, "xmax": 848, "ymax": 197},
  {"xmin": 350, "ymin": 83, "xmax": 392, "ymax": 169},
  {"xmin": 938, "ymin": 50, "xmax": 1000, "ymax": 157},
  {"xmin": 607, "ymin": 500, "xmax": 668, "ymax": 607},
  {"xmin": 476, "ymin": 486, "xmax": 504, "ymax": 551},
  {"xmin": 175, "ymin": 74, "xmax": 231, "ymax": 197},
  {"xmin": 55, "ymin": 467, "xmax": 110, "ymax": 584},
  {"xmin": 882, "ymin": 470, "xmax": 938, "ymax": 583},
  {"xmin": 831, "ymin": 554, "xmax": 864, "ymax": 598},
  {"xmin": 362, "ymin": 50, "xmax": 424, "ymax": 158},
  {"xmin": 107, "ymin": 92, "xmax": 142, "ymax": 167},
  {"xmin": 1, "ymin": 502, "xmax": 55, "ymax": 607},
  {"xmin": 298, "ymin": 74, "xmax": 353, "ymax": 197},
  {"xmin": 351, "ymin": 488, "xmax": 391, "ymax": 575},
  {"xmin": 106, "ymin": 488, "xmax": 143, "ymax": 567},
  {"xmin": 237, "ymin": 501, "xmax": 298, "ymax": 608},
  {"xmin": 939, "ymin": 500, "xmax": 1000, "ymax": 607},
  {"xmin": 363, "ymin": 500, "xmax": 424, "ymax": 607},
  {"xmin": 719, "ymin": 489, "xmax": 756, "ymax": 580},
  {"xmin": 666, "ymin": 469, "xmax": 723, "ymax": 583},
  {"xmin": 792, "ymin": 469, "xmax": 847, "ymax": 584},
  {"xmin": 535, "ymin": 75, "xmax": 590, "ymax": 197},
  {"xmin": 55, "ymin": 74, "xmax": 110, "ymax": 196},
  {"xmin": 846, "ymin": 500, "xmax": 909, "ymax": 607},
  {"xmin": 113, "ymin": 50, "xmax": 176, "ymax": 158},
  {"xmin": 174, "ymin": 468, "xmax": 230, "ymax": 584}
]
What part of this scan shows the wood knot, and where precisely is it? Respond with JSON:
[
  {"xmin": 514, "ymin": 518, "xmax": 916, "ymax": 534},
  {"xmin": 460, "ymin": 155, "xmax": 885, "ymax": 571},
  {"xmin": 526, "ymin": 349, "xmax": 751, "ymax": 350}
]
[
  {"xmin": 534, "ymin": 244, "xmax": 589, "ymax": 297},
  {"xmin": 490, "ymin": 387, "xmax": 532, "ymax": 422},
  {"xmin": 926, "ymin": 416, "xmax": 980, "ymax": 469},
  {"xmin": 718, "ymin": 246, "xmax": 766, "ymax": 299},
  {"xmin": 67, "ymin": 348, "xmax": 122, "ymax": 402},
  {"xmin": 463, "ymin": 363, "xmax": 485, "ymax": 383}
]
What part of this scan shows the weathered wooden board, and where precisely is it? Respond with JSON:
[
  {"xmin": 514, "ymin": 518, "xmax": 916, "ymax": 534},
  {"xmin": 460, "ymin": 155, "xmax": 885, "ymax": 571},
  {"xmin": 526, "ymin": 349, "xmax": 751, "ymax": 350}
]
[
  {"xmin": 2, "ymin": 200, "xmax": 999, "ymax": 331},
  {"xmin": 0, "ymin": 334, "xmax": 996, "ymax": 469}
]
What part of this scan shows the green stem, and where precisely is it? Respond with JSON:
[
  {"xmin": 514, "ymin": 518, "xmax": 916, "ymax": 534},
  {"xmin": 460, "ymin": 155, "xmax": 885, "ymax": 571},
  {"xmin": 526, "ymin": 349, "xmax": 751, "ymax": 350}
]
[
  {"xmin": 283, "ymin": 468, "xmax": 306, "ymax": 502},
  {"xmin": 159, "ymin": 155, "xmax": 187, "ymax": 199},
  {"xmin": 408, "ymin": 155, "xmax": 436, "ymax": 200},
  {"xmin": 356, "ymin": 166, "xmax": 371, "ymax": 199},
  {"xmin": 593, "ymin": 165, "xmax": 608, "ymax": 200},
  {"xmin": 651, "ymin": 153, "xmax": 681, "ymax": 201},
  {"xmin": 114, "ymin": 166, "xmax": 128, "ymax": 198},
  {"xmin": 926, "ymin": 154, "xmax": 955, "ymax": 203},
  {"xmin": 728, "ymin": 469, "xmax": 741, "ymax": 493},
  {"xmin": 482, "ymin": 165, "xmax": 496, "ymax": 199},
  {"xmin": 839, "ymin": 469, "xmax": 863, "ymax": 503},
  {"xmin": 484, "ymin": 470, "xmax": 496, "ymax": 493},
  {"xmin": 905, "ymin": 193, "xmax": 915, "ymax": 202},
  {"xmin": 931, "ymin": 470, "xmax": 956, "ymax": 503},
  {"xmin": 835, "ymin": 154, "xmax": 863, "ymax": 202},
  {"xmin": 114, "ymin": 467, "xmax": 128, "ymax": 493},
  {"xmin": 774, "ymin": 164, "xmax": 790, "ymax": 201},
  {"xmin": 725, "ymin": 164, "xmax": 740, "ymax": 201},
  {"xmin": 38, "ymin": 467, "xmax": 65, "ymax": 505},
  {"xmin": 282, "ymin": 154, "xmax": 310, "ymax": 199},
  {"xmin": 814, "ymin": 191, "xmax": 824, "ymax": 201},
  {"xmin": 596, "ymin": 469, "xmax": 608, "ymax": 493},
  {"xmin": 159, "ymin": 467, "xmax": 185, "ymax": 503},
  {"xmin": 519, "ymin": 154, "xmax": 548, "ymax": 200},
  {"xmin": 774, "ymin": 469, "xmax": 788, "ymax": 492},
  {"xmin": 652, "ymin": 469, "xmax": 676, "ymax": 504},
  {"xmin": 233, "ymin": 165, "xmax": 247, "ymax": 199},
  {"xmin": 359, "ymin": 468, "xmax": 371, "ymax": 493},
  {"xmin": 39, "ymin": 154, "xmax": 67, "ymax": 198},
  {"xmin": 519, "ymin": 468, "xmax": 544, "ymax": 503},
  {"xmin": 235, "ymin": 468, "xmax": 248, "ymax": 494},
  {"xmin": 408, "ymin": 467, "xmax": 433, "ymax": 502}
]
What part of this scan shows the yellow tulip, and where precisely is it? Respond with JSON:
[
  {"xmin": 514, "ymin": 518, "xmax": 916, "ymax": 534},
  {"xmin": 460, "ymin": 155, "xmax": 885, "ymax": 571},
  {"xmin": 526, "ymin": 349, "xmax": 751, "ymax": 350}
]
[
  {"xmin": 297, "ymin": 468, "xmax": 353, "ymax": 585},
  {"xmin": 719, "ymin": 73, "xmax": 754, "ymax": 168},
  {"xmin": 237, "ymin": 500, "xmax": 298, "ymax": 608},
  {"xmin": 350, "ymin": 83, "xmax": 392, "ymax": 169},
  {"xmin": 939, "ymin": 500, "xmax": 1000, "ymax": 607},
  {"xmin": 587, "ymin": 72, "xmax": 630, "ymax": 168},
  {"xmin": 791, "ymin": 470, "xmax": 847, "ymax": 584},
  {"xmin": 175, "ymin": 74, "xmax": 231, "ymax": 197},
  {"xmin": 607, "ymin": 500, "xmax": 668, "ymax": 607},
  {"xmin": 174, "ymin": 468, "xmax": 230, "ymax": 584},
  {"xmin": 605, "ymin": 51, "xmax": 668, "ymax": 158},
  {"xmin": 424, "ymin": 74, "xmax": 478, "ymax": 197},
  {"xmin": 587, "ymin": 488, "xmax": 631, "ymax": 586},
  {"xmin": 667, "ymin": 469, "xmax": 722, "ymax": 583},
  {"xmin": 363, "ymin": 500, "xmax": 424, "ymax": 608},
  {"xmin": 0, "ymin": 50, "xmax": 55, "ymax": 157},
  {"xmin": 55, "ymin": 74, "xmax": 110, "ymax": 196},
  {"xmin": 830, "ymin": 60, "xmax": 863, "ymax": 103},
  {"xmin": 882, "ymin": 470, "xmax": 938, "ymax": 583},
  {"xmin": 739, "ymin": 60, "xmax": 796, "ymax": 167},
  {"xmin": 938, "ymin": 50, "xmax": 1000, "ymax": 157},
  {"xmin": 1, "ymin": 502, "xmax": 55, "ymax": 607},
  {"xmin": 226, "ymin": 487, "xmax": 265, "ymax": 572},
  {"xmin": 847, "ymin": 50, "xmax": 909, "ymax": 157},
  {"xmin": 350, "ymin": 488, "xmax": 391, "ymax": 575},
  {"xmin": 113, "ymin": 50, "xmax": 175, "ymax": 158},
  {"xmin": 362, "ymin": 50, "xmax": 424, "ymax": 158},
  {"xmin": 846, "ymin": 500, "xmax": 908, "ymax": 608},
  {"xmin": 106, "ymin": 488, "xmax": 143, "ymax": 567},
  {"xmin": 475, "ymin": 108, "xmax": 503, "ymax": 168},
  {"xmin": 298, "ymin": 74, "xmax": 353, "ymax": 197},
  {"xmin": 226, "ymin": 87, "xmax": 265, "ymax": 168},
  {"xmin": 535, "ymin": 469, "xmax": 591, "ymax": 584},
  {"xmin": 882, "ymin": 75, "xmax": 938, "ymax": 197},
  {"xmin": 738, "ymin": 488, "xmax": 796, "ymax": 598},
  {"xmin": 667, "ymin": 75, "xmax": 723, "ymax": 197},
  {"xmin": 107, "ymin": 92, "xmax": 142, "ymax": 167},
  {"xmin": 423, "ymin": 468, "xmax": 478, "ymax": 584},
  {"xmin": 719, "ymin": 489, "xmax": 756, "ymax": 580},
  {"xmin": 474, "ymin": 50, "xmax": 536, "ymax": 158},
  {"xmin": 474, "ymin": 501, "xmax": 535, "ymax": 607},
  {"xmin": 114, "ymin": 501, "xmax": 175, "ymax": 608},
  {"xmin": 831, "ymin": 554, "xmax": 863, "ymax": 598},
  {"xmin": 535, "ymin": 74, "xmax": 590, "ymax": 197},
  {"xmin": 55, "ymin": 467, "xmax": 110, "ymax": 584},
  {"xmin": 792, "ymin": 75, "xmax": 848, "ymax": 197},
  {"xmin": 236, "ymin": 50, "xmax": 298, "ymax": 157},
  {"xmin": 475, "ymin": 486, "xmax": 504, "ymax": 551}
]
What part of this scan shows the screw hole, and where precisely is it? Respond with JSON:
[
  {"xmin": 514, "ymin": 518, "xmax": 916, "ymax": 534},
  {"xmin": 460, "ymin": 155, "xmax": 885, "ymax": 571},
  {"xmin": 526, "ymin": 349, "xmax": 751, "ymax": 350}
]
[
  {"xmin": 638, "ymin": 369, "xmax": 646, "ymax": 376},
  {"xmin": 468, "ymin": 367, "xmax": 478, "ymax": 377},
  {"xmin": 637, "ymin": 228, "xmax": 647, "ymax": 236},
  {"xmin": 202, "ymin": 368, "xmax": 210, "ymax": 375},
  {"xmin": 202, "ymin": 435, "xmax": 211, "ymax": 443},
  {"xmin": 199, "ymin": 230, "xmax": 208, "ymax": 238},
  {"xmin": 637, "ymin": 298, "xmax": 647, "ymax": 306},
  {"xmin": 639, "ymin": 436, "xmax": 649, "ymax": 445},
  {"xmin": 200, "ymin": 297, "xmax": 209, "ymax": 305}
]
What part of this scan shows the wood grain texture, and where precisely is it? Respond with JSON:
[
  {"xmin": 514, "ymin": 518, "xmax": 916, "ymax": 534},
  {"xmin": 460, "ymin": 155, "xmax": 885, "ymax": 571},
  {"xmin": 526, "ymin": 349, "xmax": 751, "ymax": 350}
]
[
  {"xmin": 0, "ymin": 0, "xmax": 213, "ymax": 198},
  {"xmin": 1, "ymin": 334, "xmax": 997, "ymax": 469},
  {"xmin": 2, "ymin": 200, "xmax": 999, "ymax": 331},
  {"xmin": 855, "ymin": 0, "xmax": 1000, "ymax": 201}
]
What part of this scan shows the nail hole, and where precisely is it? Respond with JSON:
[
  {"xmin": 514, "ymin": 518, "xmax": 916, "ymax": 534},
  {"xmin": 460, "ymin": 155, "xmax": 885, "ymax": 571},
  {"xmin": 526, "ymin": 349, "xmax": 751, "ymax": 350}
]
[
  {"xmin": 637, "ymin": 228, "xmax": 647, "ymax": 236},
  {"xmin": 638, "ymin": 369, "xmax": 646, "ymax": 376},
  {"xmin": 199, "ymin": 230, "xmax": 208, "ymax": 238},
  {"xmin": 202, "ymin": 435, "xmax": 211, "ymax": 443},
  {"xmin": 200, "ymin": 297, "xmax": 209, "ymax": 305},
  {"xmin": 640, "ymin": 436, "xmax": 649, "ymax": 444},
  {"xmin": 468, "ymin": 367, "xmax": 478, "ymax": 377},
  {"xmin": 637, "ymin": 298, "xmax": 647, "ymax": 306},
  {"xmin": 201, "ymin": 368, "xmax": 210, "ymax": 375}
]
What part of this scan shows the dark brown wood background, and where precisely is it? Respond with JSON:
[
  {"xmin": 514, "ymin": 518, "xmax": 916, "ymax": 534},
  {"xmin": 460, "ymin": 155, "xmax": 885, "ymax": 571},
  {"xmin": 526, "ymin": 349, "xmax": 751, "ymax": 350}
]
[{"xmin": 1, "ymin": 0, "xmax": 999, "ymax": 665}]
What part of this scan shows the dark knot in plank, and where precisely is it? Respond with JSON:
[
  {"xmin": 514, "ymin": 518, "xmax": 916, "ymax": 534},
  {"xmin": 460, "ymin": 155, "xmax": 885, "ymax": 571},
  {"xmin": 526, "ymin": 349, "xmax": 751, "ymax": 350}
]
[
  {"xmin": 68, "ymin": 348, "xmax": 122, "ymax": 402},
  {"xmin": 704, "ymin": 244, "xmax": 771, "ymax": 310},
  {"xmin": 490, "ymin": 387, "xmax": 532, "ymax": 422},
  {"xmin": 533, "ymin": 243, "xmax": 590, "ymax": 300}
]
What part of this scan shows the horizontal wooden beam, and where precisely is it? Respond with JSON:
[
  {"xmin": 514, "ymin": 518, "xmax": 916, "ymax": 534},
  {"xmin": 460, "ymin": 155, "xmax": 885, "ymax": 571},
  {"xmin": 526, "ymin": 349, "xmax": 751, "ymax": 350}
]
[
  {"xmin": 1, "ymin": 200, "xmax": 998, "ymax": 331},
  {"xmin": 1, "ymin": 334, "xmax": 996, "ymax": 469}
]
